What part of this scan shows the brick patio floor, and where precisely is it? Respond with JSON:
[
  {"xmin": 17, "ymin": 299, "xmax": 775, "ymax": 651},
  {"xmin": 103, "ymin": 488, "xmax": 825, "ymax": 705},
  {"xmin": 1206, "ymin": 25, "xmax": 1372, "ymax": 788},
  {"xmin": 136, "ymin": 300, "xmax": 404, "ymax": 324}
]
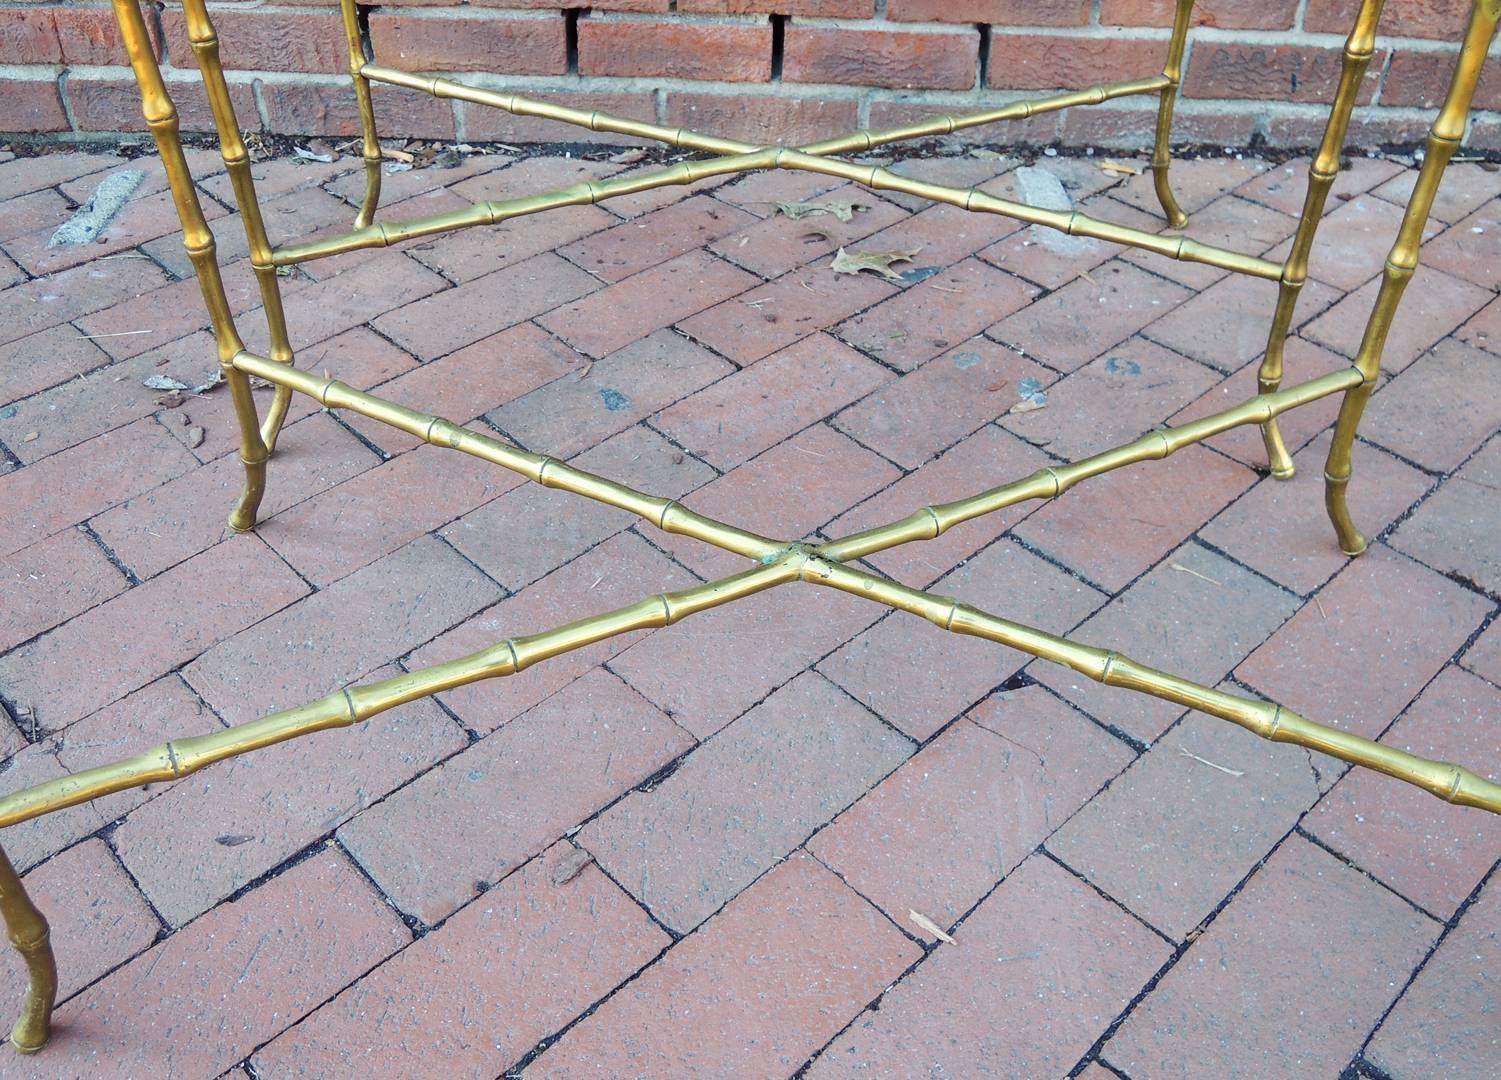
[{"xmin": 0, "ymin": 143, "xmax": 1498, "ymax": 1079}]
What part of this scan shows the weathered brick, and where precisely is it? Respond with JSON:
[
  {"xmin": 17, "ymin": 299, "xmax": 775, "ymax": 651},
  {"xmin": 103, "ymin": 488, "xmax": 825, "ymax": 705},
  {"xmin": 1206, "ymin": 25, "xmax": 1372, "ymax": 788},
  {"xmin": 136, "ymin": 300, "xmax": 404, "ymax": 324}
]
[
  {"xmin": 1307, "ymin": 266, "xmax": 1491, "ymax": 377},
  {"xmin": 0, "ymin": 527, "xmax": 127, "ymax": 654},
  {"xmin": 1236, "ymin": 545, "xmax": 1491, "ymax": 742},
  {"xmin": 162, "ymin": 9, "xmax": 348, "ymax": 73},
  {"xmin": 443, "ymin": 425, "xmax": 715, "ymax": 592},
  {"xmin": 706, "ymin": 183, "xmax": 911, "ymax": 281},
  {"xmin": 369, "ymin": 10, "xmax": 565, "ymax": 74},
  {"xmin": 1143, "ymin": 270, "xmax": 1340, "ymax": 374},
  {"xmin": 1309, "ymin": 666, "xmax": 1501, "ymax": 919},
  {"xmin": 1305, "ymin": 0, "xmax": 1472, "ymax": 38},
  {"xmin": 665, "ymin": 91, "xmax": 861, "ymax": 146},
  {"xmin": 90, "ymin": 413, "xmax": 378, "ymax": 582},
  {"xmin": 809, "ymin": 854, "xmax": 1170, "ymax": 1079},
  {"xmin": 640, "ymin": 423, "xmax": 900, "ymax": 582},
  {"xmin": 1372, "ymin": 161, "xmax": 1501, "ymax": 226},
  {"xmin": 584, "ymin": 670, "xmax": 909, "ymax": 931},
  {"xmin": 1035, "ymin": 541, "xmax": 1300, "ymax": 746},
  {"xmin": 113, "ymin": 678, "xmax": 466, "ymax": 927},
  {"xmin": 1105, "ymin": 836, "xmax": 1438, "ymax": 1078},
  {"xmin": 892, "ymin": 0, "xmax": 1089, "ymax": 23},
  {"xmin": 183, "ymin": 535, "xmax": 502, "ymax": 726},
  {"xmin": 1100, "ymin": 0, "xmax": 1298, "ymax": 28},
  {"xmin": 1053, "ymin": 708, "xmax": 1323, "ymax": 939},
  {"xmin": 989, "ymin": 258, "xmax": 1193, "ymax": 372},
  {"xmin": 1361, "ymin": 338, "xmax": 1501, "ymax": 473},
  {"xmin": 986, "ymin": 32, "xmax": 1166, "ymax": 90},
  {"xmin": 611, "ymin": 580, "xmax": 883, "ymax": 739},
  {"xmin": 0, "ymin": 79, "xmax": 68, "ymax": 134},
  {"xmin": 835, "ymin": 257, "xmax": 1037, "ymax": 372},
  {"xmin": 462, "ymin": 89, "xmax": 660, "ymax": 144},
  {"xmin": 1198, "ymin": 432, "xmax": 1432, "ymax": 596},
  {"xmin": 338, "ymin": 668, "xmax": 693, "ymax": 925},
  {"xmin": 786, "ymin": 23, "xmax": 978, "ymax": 90},
  {"xmin": 342, "ymin": 322, "xmax": 579, "ymax": 456},
  {"xmin": 1012, "ymin": 444, "xmax": 1256, "ymax": 593},
  {"xmin": 260, "ymin": 80, "xmax": 457, "ymax": 139},
  {"xmin": 412, "ymin": 532, "xmax": 696, "ymax": 734},
  {"xmin": 489, "ymin": 328, "xmax": 733, "ymax": 457},
  {"xmin": 1367, "ymin": 873, "xmax": 1501, "ymax": 1079},
  {"xmin": 0, "ymin": 257, "xmax": 169, "ymax": 349},
  {"xmin": 262, "ymin": 443, "xmax": 520, "ymax": 586},
  {"xmin": 578, "ymin": 14, "xmax": 771, "ymax": 82},
  {"xmin": 811, "ymin": 687, "xmax": 1131, "ymax": 938},
  {"xmin": 0, "ymin": 535, "xmax": 307, "ymax": 734},
  {"xmin": 819, "ymin": 539, "xmax": 1106, "ymax": 741},
  {"xmin": 1423, "ymin": 198, "xmax": 1501, "ymax": 290},
  {"xmin": 823, "ymin": 424, "xmax": 1054, "ymax": 588},
  {"xmin": 1002, "ymin": 337, "xmax": 1221, "ymax": 462},
  {"xmin": 252, "ymin": 843, "xmax": 670, "ymax": 1078},
  {"xmin": 1187, "ymin": 41, "xmax": 1386, "ymax": 104},
  {"xmin": 1390, "ymin": 437, "xmax": 1501, "ymax": 594},
  {"xmin": 1264, "ymin": 193, "xmax": 1438, "ymax": 291},
  {"xmin": 560, "ymin": 194, "xmax": 758, "ymax": 283},
  {"xmin": 6, "ymin": 850, "xmax": 410, "ymax": 1080},
  {"xmin": 372, "ymin": 252, "xmax": 598, "ymax": 361},
  {"xmin": 653, "ymin": 331, "xmax": 890, "ymax": 470},
  {"xmin": 536, "ymin": 852, "xmax": 921, "ymax": 1078},
  {"xmin": 0, "ymin": 152, "xmax": 125, "ymax": 203},
  {"xmin": 680, "ymin": 262, "xmax": 900, "ymax": 366},
  {"xmin": 837, "ymin": 337, "xmax": 1054, "ymax": 468},
  {"xmin": 0, "ymin": 418, "xmax": 199, "ymax": 558},
  {"xmin": 1236, "ymin": 155, "xmax": 1405, "ymax": 218},
  {"xmin": 0, "ymin": 677, "xmax": 214, "ymax": 872},
  {"xmin": 0, "ymin": 840, "xmax": 157, "ymax": 1005},
  {"xmin": 64, "ymin": 74, "xmax": 259, "ymax": 135}
]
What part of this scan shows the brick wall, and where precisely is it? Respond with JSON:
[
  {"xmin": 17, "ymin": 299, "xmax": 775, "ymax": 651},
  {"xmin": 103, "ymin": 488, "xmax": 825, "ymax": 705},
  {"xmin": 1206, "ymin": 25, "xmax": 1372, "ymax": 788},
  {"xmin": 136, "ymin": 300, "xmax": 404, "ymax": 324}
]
[{"xmin": 2, "ymin": 1, "xmax": 1498, "ymax": 150}]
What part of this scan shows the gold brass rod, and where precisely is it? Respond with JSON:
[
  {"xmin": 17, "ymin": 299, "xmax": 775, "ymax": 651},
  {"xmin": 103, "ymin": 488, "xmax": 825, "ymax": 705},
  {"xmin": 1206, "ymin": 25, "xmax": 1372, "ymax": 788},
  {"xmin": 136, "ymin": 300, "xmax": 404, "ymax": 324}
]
[
  {"xmin": 0, "ymin": 560, "xmax": 797, "ymax": 833},
  {"xmin": 109, "ymin": 0, "xmax": 269, "ymax": 533},
  {"xmin": 1150, "ymin": 0, "xmax": 1194, "ymax": 228},
  {"xmin": 339, "ymin": 0, "xmax": 382, "ymax": 229},
  {"xmin": 1325, "ymin": 0, "xmax": 1499, "ymax": 556},
  {"xmin": 273, "ymin": 136, "xmax": 1282, "ymax": 282},
  {"xmin": 228, "ymin": 351, "xmax": 787, "ymax": 562},
  {"xmin": 801, "ymin": 557, "xmax": 1501, "ymax": 814},
  {"xmin": 817, "ymin": 366, "xmax": 1363, "ymax": 564},
  {"xmin": 362, "ymin": 62, "xmax": 1169, "ymax": 158},
  {"xmin": 179, "ymin": 0, "xmax": 298, "ymax": 453},
  {"xmin": 271, "ymin": 145, "xmax": 783, "ymax": 264},
  {"xmin": 1257, "ymin": 0, "xmax": 1386, "ymax": 481},
  {"xmin": 0, "ymin": 843, "xmax": 56, "ymax": 1053}
]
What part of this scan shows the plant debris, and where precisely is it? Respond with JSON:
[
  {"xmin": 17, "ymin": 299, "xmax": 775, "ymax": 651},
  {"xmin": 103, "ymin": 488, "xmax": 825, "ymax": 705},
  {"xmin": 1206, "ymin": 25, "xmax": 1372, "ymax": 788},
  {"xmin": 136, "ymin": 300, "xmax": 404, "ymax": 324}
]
[
  {"xmin": 1178, "ymin": 748, "xmax": 1245, "ymax": 777},
  {"xmin": 909, "ymin": 910, "xmax": 956, "ymax": 944},
  {"xmin": 609, "ymin": 148, "xmax": 648, "ymax": 164},
  {"xmin": 1100, "ymin": 160, "xmax": 1141, "ymax": 177},
  {"xmin": 550, "ymin": 848, "xmax": 595, "ymax": 886},
  {"xmin": 1009, "ymin": 376, "xmax": 1049, "ymax": 414},
  {"xmin": 776, "ymin": 200, "xmax": 869, "ymax": 223},
  {"xmin": 215, "ymin": 834, "xmax": 255, "ymax": 847},
  {"xmin": 829, "ymin": 245, "xmax": 923, "ymax": 282},
  {"xmin": 293, "ymin": 139, "xmax": 338, "ymax": 164}
]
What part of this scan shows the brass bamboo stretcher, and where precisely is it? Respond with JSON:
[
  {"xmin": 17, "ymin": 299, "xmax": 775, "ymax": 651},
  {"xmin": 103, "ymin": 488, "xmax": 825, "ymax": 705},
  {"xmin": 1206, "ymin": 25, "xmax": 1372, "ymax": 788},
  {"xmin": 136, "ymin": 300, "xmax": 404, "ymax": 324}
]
[{"xmin": 3, "ymin": 0, "xmax": 1499, "ymax": 1057}]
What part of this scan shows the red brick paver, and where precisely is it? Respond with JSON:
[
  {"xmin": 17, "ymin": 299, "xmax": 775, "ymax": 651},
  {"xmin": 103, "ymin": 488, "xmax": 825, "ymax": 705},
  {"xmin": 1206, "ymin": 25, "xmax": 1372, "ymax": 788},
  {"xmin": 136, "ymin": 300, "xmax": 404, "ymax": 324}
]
[{"xmin": 1, "ymin": 145, "xmax": 1497, "ymax": 1080}]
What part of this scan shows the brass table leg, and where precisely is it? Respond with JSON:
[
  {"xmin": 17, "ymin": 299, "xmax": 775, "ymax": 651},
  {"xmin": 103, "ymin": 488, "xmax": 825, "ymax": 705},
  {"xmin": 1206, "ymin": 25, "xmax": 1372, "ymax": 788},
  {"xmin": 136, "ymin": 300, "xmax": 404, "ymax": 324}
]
[
  {"xmin": 1325, "ymin": 0, "xmax": 1499, "ymax": 554},
  {"xmin": 1150, "ymin": 0, "xmax": 1195, "ymax": 228},
  {"xmin": 0, "ymin": 844, "xmax": 56, "ymax": 1054}
]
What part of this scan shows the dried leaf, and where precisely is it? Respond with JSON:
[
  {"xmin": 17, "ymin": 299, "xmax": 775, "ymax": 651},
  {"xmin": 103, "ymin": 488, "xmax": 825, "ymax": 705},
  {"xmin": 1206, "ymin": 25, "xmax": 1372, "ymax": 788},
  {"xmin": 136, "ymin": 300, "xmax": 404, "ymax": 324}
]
[
  {"xmin": 155, "ymin": 392, "xmax": 185, "ymax": 409},
  {"xmin": 21, "ymin": 431, "xmax": 39, "ymax": 443},
  {"xmin": 550, "ymin": 848, "xmax": 595, "ymax": 886},
  {"xmin": 829, "ymin": 245, "xmax": 923, "ymax": 282},
  {"xmin": 909, "ymin": 910, "xmax": 956, "ymax": 944},
  {"xmin": 777, "ymin": 200, "xmax": 869, "ymax": 223},
  {"xmin": 1100, "ymin": 160, "xmax": 1141, "ymax": 177},
  {"xmin": 1008, "ymin": 375, "xmax": 1049, "ymax": 414},
  {"xmin": 143, "ymin": 374, "xmax": 188, "ymax": 392},
  {"xmin": 186, "ymin": 425, "xmax": 205, "ymax": 449},
  {"xmin": 381, "ymin": 146, "xmax": 415, "ymax": 163},
  {"xmin": 215, "ymin": 834, "xmax": 254, "ymax": 847},
  {"xmin": 293, "ymin": 143, "xmax": 336, "ymax": 164},
  {"xmin": 970, "ymin": 148, "xmax": 1007, "ymax": 160},
  {"xmin": 609, "ymin": 148, "xmax": 648, "ymax": 164},
  {"xmin": 190, "ymin": 369, "xmax": 224, "ymax": 394}
]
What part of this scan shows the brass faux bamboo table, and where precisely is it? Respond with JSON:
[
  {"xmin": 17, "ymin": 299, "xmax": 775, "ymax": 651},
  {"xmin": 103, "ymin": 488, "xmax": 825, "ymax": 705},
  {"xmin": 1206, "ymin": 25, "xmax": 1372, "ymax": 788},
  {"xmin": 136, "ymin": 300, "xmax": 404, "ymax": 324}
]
[{"xmin": 3, "ymin": 0, "xmax": 1500, "ymax": 1058}]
